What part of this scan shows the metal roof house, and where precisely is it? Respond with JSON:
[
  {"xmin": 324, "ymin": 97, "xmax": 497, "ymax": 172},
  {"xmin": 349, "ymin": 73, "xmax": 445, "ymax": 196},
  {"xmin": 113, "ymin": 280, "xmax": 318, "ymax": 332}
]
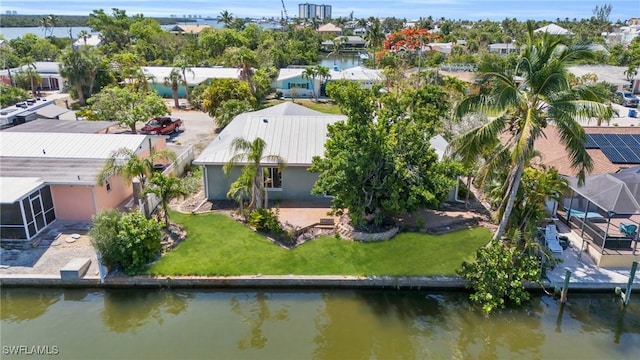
[
  {"xmin": 0, "ymin": 62, "xmax": 64, "ymax": 92},
  {"xmin": 0, "ymin": 132, "xmax": 169, "ymax": 245},
  {"xmin": 141, "ymin": 66, "xmax": 242, "ymax": 98},
  {"xmin": 274, "ymin": 66, "xmax": 384, "ymax": 98},
  {"xmin": 194, "ymin": 102, "xmax": 346, "ymax": 202}
]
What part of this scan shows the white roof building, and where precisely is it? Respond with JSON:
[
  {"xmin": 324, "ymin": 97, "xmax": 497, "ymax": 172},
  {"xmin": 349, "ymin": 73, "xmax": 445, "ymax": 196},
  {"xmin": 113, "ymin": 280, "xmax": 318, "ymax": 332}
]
[
  {"xmin": 534, "ymin": 23, "xmax": 572, "ymax": 35},
  {"xmin": 141, "ymin": 66, "xmax": 242, "ymax": 86},
  {"xmin": 194, "ymin": 102, "xmax": 346, "ymax": 166}
]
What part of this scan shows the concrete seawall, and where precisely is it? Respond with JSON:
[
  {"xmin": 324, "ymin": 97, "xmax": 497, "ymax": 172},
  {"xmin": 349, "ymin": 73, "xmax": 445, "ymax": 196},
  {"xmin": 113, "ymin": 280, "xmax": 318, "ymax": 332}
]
[{"xmin": 1, "ymin": 274, "xmax": 637, "ymax": 291}]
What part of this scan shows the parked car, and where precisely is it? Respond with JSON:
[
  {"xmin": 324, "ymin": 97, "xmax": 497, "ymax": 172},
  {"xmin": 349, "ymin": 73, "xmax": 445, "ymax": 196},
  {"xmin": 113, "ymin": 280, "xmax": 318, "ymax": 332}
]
[
  {"xmin": 614, "ymin": 91, "xmax": 640, "ymax": 107},
  {"xmin": 141, "ymin": 116, "xmax": 183, "ymax": 135}
]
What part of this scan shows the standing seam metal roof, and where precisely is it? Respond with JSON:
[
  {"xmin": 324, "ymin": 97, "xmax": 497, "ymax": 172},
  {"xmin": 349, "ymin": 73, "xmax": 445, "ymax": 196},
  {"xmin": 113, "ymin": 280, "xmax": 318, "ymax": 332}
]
[
  {"xmin": 0, "ymin": 132, "xmax": 152, "ymax": 159},
  {"xmin": 194, "ymin": 103, "xmax": 346, "ymax": 166}
]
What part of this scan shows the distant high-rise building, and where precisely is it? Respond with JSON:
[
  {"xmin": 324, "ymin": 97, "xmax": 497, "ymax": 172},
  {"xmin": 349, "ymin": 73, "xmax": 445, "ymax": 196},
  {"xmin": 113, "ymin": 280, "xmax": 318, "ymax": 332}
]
[{"xmin": 298, "ymin": 3, "xmax": 332, "ymax": 20}]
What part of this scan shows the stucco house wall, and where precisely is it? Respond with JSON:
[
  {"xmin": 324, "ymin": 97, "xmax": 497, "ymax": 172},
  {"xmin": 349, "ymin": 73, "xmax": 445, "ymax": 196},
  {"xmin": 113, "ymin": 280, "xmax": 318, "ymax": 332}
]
[
  {"xmin": 204, "ymin": 165, "xmax": 323, "ymax": 201},
  {"xmin": 274, "ymin": 76, "xmax": 315, "ymax": 98},
  {"xmin": 50, "ymin": 185, "xmax": 96, "ymax": 221}
]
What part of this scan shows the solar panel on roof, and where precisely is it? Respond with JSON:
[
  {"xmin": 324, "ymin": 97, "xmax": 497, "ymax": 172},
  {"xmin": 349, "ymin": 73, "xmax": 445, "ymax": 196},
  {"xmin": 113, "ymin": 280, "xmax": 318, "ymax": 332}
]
[
  {"xmin": 617, "ymin": 147, "xmax": 640, "ymax": 163},
  {"xmin": 600, "ymin": 146, "xmax": 626, "ymax": 163},
  {"xmin": 584, "ymin": 134, "xmax": 599, "ymax": 149},
  {"xmin": 619, "ymin": 134, "xmax": 638, "ymax": 147},
  {"xmin": 603, "ymin": 134, "xmax": 623, "ymax": 146},
  {"xmin": 589, "ymin": 133, "xmax": 608, "ymax": 146}
]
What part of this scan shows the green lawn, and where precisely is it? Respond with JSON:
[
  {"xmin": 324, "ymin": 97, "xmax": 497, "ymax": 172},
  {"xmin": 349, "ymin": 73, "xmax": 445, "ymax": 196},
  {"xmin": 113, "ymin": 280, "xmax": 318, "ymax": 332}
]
[{"xmin": 148, "ymin": 212, "xmax": 490, "ymax": 276}]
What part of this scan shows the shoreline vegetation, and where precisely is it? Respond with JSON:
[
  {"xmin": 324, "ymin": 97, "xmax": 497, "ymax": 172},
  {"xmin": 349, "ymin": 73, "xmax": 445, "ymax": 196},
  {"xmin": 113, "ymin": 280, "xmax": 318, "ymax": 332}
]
[{"xmin": 0, "ymin": 14, "xmax": 193, "ymax": 28}]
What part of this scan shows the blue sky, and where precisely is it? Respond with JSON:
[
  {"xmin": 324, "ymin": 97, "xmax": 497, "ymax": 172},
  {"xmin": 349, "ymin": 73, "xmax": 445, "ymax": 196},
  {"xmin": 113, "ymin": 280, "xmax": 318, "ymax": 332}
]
[{"xmin": 1, "ymin": 0, "xmax": 638, "ymax": 21}]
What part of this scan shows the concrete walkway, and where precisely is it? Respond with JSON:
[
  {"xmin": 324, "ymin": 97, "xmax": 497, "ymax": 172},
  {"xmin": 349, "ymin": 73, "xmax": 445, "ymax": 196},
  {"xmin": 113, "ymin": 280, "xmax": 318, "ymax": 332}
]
[{"xmin": 546, "ymin": 221, "xmax": 639, "ymax": 289}]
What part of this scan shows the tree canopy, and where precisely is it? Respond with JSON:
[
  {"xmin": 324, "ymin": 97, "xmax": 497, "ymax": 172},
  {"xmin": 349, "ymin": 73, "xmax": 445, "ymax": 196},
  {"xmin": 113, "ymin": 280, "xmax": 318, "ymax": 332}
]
[{"xmin": 310, "ymin": 81, "xmax": 462, "ymax": 227}]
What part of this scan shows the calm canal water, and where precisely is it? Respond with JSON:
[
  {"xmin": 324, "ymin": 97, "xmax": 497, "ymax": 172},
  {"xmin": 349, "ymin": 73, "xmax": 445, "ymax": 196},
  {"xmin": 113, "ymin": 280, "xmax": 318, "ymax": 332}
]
[{"xmin": 1, "ymin": 288, "xmax": 639, "ymax": 359}]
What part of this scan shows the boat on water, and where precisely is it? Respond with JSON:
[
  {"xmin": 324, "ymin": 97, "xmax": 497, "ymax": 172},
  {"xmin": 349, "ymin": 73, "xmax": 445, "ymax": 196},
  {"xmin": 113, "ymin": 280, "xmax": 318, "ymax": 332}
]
[{"xmin": 359, "ymin": 51, "xmax": 370, "ymax": 60}]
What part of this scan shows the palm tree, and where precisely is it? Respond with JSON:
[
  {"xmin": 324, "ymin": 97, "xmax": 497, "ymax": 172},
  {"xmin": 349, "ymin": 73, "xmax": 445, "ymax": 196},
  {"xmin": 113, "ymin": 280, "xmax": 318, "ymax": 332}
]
[
  {"xmin": 40, "ymin": 16, "xmax": 51, "ymax": 37},
  {"xmin": 364, "ymin": 19, "xmax": 384, "ymax": 69},
  {"xmin": 223, "ymin": 137, "xmax": 286, "ymax": 210},
  {"xmin": 59, "ymin": 47, "xmax": 101, "ymax": 105},
  {"xmin": 315, "ymin": 65, "xmax": 331, "ymax": 99},
  {"xmin": 164, "ymin": 68, "xmax": 184, "ymax": 108},
  {"xmin": 218, "ymin": 10, "xmax": 234, "ymax": 28},
  {"xmin": 451, "ymin": 21, "xmax": 614, "ymax": 242},
  {"xmin": 624, "ymin": 65, "xmax": 638, "ymax": 83},
  {"xmin": 301, "ymin": 66, "xmax": 318, "ymax": 100},
  {"xmin": 77, "ymin": 30, "xmax": 91, "ymax": 46},
  {"xmin": 97, "ymin": 147, "xmax": 178, "ymax": 207},
  {"xmin": 172, "ymin": 54, "xmax": 194, "ymax": 100},
  {"xmin": 227, "ymin": 47, "xmax": 258, "ymax": 96},
  {"xmin": 143, "ymin": 173, "xmax": 189, "ymax": 229},
  {"xmin": 18, "ymin": 60, "xmax": 41, "ymax": 96}
]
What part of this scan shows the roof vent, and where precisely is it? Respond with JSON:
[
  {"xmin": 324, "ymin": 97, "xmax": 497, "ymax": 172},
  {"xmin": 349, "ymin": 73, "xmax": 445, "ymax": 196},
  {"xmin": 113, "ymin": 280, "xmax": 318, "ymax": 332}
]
[{"xmin": 263, "ymin": 118, "xmax": 268, "ymax": 123}]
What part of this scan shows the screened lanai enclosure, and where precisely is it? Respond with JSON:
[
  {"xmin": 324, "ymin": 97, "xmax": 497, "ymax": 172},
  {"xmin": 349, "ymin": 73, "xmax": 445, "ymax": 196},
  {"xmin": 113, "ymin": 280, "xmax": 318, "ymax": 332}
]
[
  {"xmin": 0, "ymin": 178, "xmax": 56, "ymax": 243},
  {"xmin": 557, "ymin": 166, "xmax": 640, "ymax": 267}
]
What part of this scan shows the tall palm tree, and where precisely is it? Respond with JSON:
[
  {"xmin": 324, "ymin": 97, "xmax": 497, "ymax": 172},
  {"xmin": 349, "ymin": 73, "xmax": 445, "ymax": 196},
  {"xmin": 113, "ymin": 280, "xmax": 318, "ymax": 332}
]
[
  {"xmin": 143, "ymin": 173, "xmax": 189, "ymax": 229},
  {"xmin": 40, "ymin": 16, "xmax": 51, "ymax": 37},
  {"xmin": 218, "ymin": 10, "xmax": 234, "ymax": 29},
  {"xmin": 301, "ymin": 66, "xmax": 318, "ymax": 100},
  {"xmin": 164, "ymin": 68, "xmax": 184, "ymax": 108},
  {"xmin": 59, "ymin": 47, "xmax": 101, "ymax": 105},
  {"xmin": 451, "ymin": 21, "xmax": 614, "ymax": 242},
  {"xmin": 97, "ymin": 147, "xmax": 177, "ymax": 191},
  {"xmin": 315, "ymin": 65, "xmax": 331, "ymax": 99},
  {"xmin": 18, "ymin": 60, "xmax": 41, "ymax": 96},
  {"xmin": 77, "ymin": 30, "xmax": 91, "ymax": 46},
  {"xmin": 227, "ymin": 47, "xmax": 258, "ymax": 96},
  {"xmin": 172, "ymin": 54, "xmax": 194, "ymax": 100},
  {"xmin": 223, "ymin": 137, "xmax": 286, "ymax": 210},
  {"xmin": 364, "ymin": 19, "xmax": 384, "ymax": 69}
]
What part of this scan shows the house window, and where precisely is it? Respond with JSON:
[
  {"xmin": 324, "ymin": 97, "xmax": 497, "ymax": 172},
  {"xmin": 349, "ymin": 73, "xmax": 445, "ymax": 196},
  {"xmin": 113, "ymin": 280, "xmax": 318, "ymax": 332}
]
[
  {"xmin": 289, "ymin": 83, "xmax": 308, "ymax": 89},
  {"xmin": 264, "ymin": 168, "xmax": 282, "ymax": 189},
  {"xmin": 105, "ymin": 179, "xmax": 112, "ymax": 192}
]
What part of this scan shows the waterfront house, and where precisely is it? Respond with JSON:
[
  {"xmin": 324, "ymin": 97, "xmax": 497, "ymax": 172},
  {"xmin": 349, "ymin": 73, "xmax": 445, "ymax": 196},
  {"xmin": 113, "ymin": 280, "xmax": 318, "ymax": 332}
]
[
  {"xmin": 168, "ymin": 24, "xmax": 212, "ymax": 37},
  {"xmin": 0, "ymin": 132, "xmax": 174, "ymax": 244},
  {"xmin": 317, "ymin": 23, "xmax": 342, "ymax": 35},
  {"xmin": 193, "ymin": 102, "xmax": 346, "ymax": 202},
  {"xmin": 275, "ymin": 66, "xmax": 384, "ymax": 98},
  {"xmin": 141, "ymin": 66, "xmax": 242, "ymax": 98}
]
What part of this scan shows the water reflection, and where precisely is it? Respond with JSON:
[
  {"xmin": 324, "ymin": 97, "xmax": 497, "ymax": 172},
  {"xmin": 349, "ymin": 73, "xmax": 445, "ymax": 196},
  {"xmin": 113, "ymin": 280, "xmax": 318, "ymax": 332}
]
[
  {"xmin": 0, "ymin": 288, "xmax": 638, "ymax": 359},
  {"xmin": 0, "ymin": 288, "xmax": 60, "ymax": 323},
  {"xmin": 101, "ymin": 289, "xmax": 192, "ymax": 333},
  {"xmin": 229, "ymin": 292, "xmax": 289, "ymax": 350}
]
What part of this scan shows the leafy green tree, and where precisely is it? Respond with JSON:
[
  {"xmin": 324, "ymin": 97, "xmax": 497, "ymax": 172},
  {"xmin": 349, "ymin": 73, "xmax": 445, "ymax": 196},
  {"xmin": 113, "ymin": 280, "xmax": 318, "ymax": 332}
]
[
  {"xmin": 143, "ymin": 173, "xmax": 190, "ymax": 229},
  {"xmin": 89, "ymin": 210, "xmax": 162, "ymax": 275},
  {"xmin": 214, "ymin": 99, "xmax": 253, "ymax": 129},
  {"xmin": 0, "ymin": 85, "xmax": 29, "ymax": 107},
  {"xmin": 202, "ymin": 79, "xmax": 255, "ymax": 117},
  {"xmin": 310, "ymin": 81, "xmax": 462, "ymax": 226},
  {"xmin": 88, "ymin": 8, "xmax": 135, "ymax": 53},
  {"xmin": 458, "ymin": 241, "xmax": 541, "ymax": 314},
  {"xmin": 451, "ymin": 21, "xmax": 613, "ymax": 241},
  {"xmin": 89, "ymin": 86, "xmax": 168, "ymax": 134},
  {"xmin": 223, "ymin": 137, "xmax": 286, "ymax": 210},
  {"xmin": 164, "ymin": 68, "xmax": 185, "ymax": 109}
]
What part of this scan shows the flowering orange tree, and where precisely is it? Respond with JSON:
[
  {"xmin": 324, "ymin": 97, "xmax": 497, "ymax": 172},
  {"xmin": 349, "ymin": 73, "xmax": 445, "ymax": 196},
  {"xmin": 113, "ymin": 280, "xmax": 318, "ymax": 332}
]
[{"xmin": 380, "ymin": 28, "xmax": 441, "ymax": 58}]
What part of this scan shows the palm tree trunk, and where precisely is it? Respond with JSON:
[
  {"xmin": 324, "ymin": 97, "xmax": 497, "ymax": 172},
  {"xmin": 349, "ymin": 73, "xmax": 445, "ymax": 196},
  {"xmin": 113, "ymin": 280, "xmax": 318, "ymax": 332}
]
[
  {"xmin": 173, "ymin": 89, "xmax": 180, "ymax": 108},
  {"xmin": 492, "ymin": 161, "xmax": 524, "ymax": 241},
  {"xmin": 465, "ymin": 174, "xmax": 472, "ymax": 209},
  {"xmin": 163, "ymin": 201, "xmax": 170, "ymax": 229},
  {"xmin": 75, "ymin": 83, "xmax": 86, "ymax": 106}
]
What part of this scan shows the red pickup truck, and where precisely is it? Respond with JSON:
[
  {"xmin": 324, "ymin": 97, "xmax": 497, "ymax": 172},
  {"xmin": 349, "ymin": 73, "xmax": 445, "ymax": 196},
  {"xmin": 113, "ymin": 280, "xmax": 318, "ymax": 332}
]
[{"xmin": 141, "ymin": 116, "xmax": 183, "ymax": 135}]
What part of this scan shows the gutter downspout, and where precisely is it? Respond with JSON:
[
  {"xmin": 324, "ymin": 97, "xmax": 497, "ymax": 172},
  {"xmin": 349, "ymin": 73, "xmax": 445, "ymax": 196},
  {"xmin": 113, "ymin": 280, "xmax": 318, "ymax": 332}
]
[{"xmin": 91, "ymin": 186, "xmax": 98, "ymax": 216}]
